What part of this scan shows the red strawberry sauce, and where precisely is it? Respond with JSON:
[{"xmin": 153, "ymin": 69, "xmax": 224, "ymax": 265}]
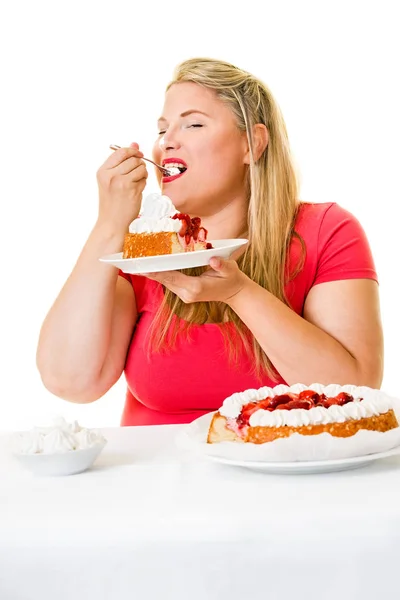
[
  {"xmin": 236, "ymin": 390, "xmax": 357, "ymax": 428},
  {"xmin": 172, "ymin": 213, "xmax": 213, "ymax": 248}
]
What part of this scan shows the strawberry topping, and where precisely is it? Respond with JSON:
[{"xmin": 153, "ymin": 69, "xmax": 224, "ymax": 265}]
[
  {"xmin": 237, "ymin": 390, "xmax": 358, "ymax": 427},
  {"xmin": 172, "ymin": 213, "xmax": 213, "ymax": 248}
]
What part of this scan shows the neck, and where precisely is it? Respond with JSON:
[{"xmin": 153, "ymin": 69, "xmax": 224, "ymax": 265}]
[{"xmin": 197, "ymin": 196, "xmax": 248, "ymax": 240}]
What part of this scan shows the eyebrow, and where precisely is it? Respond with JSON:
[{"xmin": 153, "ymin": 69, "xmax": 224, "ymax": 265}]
[{"xmin": 157, "ymin": 109, "xmax": 210, "ymax": 124}]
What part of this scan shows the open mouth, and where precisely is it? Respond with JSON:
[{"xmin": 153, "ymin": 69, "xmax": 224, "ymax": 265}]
[{"xmin": 162, "ymin": 159, "xmax": 187, "ymax": 181}]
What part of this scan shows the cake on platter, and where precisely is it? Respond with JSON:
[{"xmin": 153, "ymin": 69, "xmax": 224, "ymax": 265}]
[
  {"xmin": 207, "ymin": 384, "xmax": 399, "ymax": 444},
  {"xmin": 123, "ymin": 193, "xmax": 213, "ymax": 258}
]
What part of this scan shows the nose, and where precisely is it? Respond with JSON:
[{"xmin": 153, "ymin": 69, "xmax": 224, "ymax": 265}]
[{"xmin": 159, "ymin": 128, "xmax": 181, "ymax": 151}]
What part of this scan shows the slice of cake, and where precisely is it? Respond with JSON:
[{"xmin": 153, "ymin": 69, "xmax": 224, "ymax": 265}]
[
  {"xmin": 123, "ymin": 193, "xmax": 213, "ymax": 258},
  {"xmin": 207, "ymin": 384, "xmax": 399, "ymax": 444}
]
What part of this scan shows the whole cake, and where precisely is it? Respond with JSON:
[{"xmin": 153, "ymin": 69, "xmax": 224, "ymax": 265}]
[
  {"xmin": 207, "ymin": 384, "xmax": 399, "ymax": 444},
  {"xmin": 123, "ymin": 193, "xmax": 213, "ymax": 258}
]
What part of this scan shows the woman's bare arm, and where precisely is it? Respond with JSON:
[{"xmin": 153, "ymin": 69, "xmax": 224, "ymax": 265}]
[
  {"xmin": 36, "ymin": 145, "xmax": 147, "ymax": 403},
  {"xmin": 228, "ymin": 278, "xmax": 383, "ymax": 388},
  {"xmin": 37, "ymin": 224, "xmax": 137, "ymax": 403}
]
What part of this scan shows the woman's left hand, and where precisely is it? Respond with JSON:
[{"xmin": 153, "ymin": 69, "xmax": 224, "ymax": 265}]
[{"xmin": 142, "ymin": 257, "xmax": 250, "ymax": 304}]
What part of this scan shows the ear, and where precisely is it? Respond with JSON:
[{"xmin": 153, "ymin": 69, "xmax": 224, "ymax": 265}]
[{"xmin": 244, "ymin": 124, "xmax": 269, "ymax": 164}]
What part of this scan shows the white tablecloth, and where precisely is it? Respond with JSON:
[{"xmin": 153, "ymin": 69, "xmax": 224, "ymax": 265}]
[{"xmin": 1, "ymin": 424, "xmax": 400, "ymax": 600}]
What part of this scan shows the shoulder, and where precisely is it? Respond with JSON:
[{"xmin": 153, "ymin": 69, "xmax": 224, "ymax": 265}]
[
  {"xmin": 296, "ymin": 201, "xmax": 372, "ymax": 251},
  {"xmin": 295, "ymin": 201, "xmax": 360, "ymax": 233},
  {"xmin": 295, "ymin": 201, "xmax": 377, "ymax": 286}
]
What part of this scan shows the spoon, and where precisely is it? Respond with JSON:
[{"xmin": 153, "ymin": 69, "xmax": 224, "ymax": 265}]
[{"xmin": 109, "ymin": 144, "xmax": 172, "ymax": 176}]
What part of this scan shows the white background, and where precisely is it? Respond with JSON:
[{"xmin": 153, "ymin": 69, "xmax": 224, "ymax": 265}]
[{"xmin": 0, "ymin": 0, "xmax": 398, "ymax": 431}]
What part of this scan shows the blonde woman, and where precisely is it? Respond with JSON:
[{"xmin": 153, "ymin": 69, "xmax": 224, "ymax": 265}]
[{"xmin": 36, "ymin": 58, "xmax": 383, "ymax": 426}]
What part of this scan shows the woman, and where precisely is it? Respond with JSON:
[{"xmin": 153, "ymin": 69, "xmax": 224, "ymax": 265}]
[{"xmin": 36, "ymin": 58, "xmax": 383, "ymax": 425}]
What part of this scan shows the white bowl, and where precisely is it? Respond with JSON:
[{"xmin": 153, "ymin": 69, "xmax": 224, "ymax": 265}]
[{"xmin": 13, "ymin": 440, "xmax": 107, "ymax": 476}]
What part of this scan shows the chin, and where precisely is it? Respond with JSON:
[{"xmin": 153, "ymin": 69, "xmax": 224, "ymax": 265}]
[{"xmin": 162, "ymin": 190, "xmax": 193, "ymax": 214}]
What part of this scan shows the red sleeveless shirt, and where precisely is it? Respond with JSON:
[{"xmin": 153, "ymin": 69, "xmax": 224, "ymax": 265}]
[{"xmin": 119, "ymin": 202, "xmax": 378, "ymax": 425}]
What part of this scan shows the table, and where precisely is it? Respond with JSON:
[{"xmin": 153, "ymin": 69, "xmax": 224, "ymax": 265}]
[{"xmin": 1, "ymin": 424, "xmax": 400, "ymax": 600}]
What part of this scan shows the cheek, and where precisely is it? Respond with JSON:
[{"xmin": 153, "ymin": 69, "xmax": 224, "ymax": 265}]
[
  {"xmin": 213, "ymin": 130, "xmax": 245, "ymax": 161},
  {"xmin": 211, "ymin": 140, "xmax": 245, "ymax": 174}
]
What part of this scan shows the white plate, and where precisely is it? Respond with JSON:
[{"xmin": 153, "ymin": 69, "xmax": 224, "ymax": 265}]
[
  {"xmin": 99, "ymin": 238, "xmax": 248, "ymax": 274},
  {"xmin": 204, "ymin": 446, "xmax": 400, "ymax": 474},
  {"xmin": 13, "ymin": 441, "xmax": 107, "ymax": 477}
]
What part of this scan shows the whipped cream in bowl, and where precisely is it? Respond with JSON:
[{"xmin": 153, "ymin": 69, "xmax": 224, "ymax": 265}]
[{"xmin": 12, "ymin": 416, "xmax": 107, "ymax": 476}]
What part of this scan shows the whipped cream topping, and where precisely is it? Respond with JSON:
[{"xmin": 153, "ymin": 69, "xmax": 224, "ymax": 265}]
[
  {"xmin": 129, "ymin": 192, "xmax": 181, "ymax": 233},
  {"xmin": 14, "ymin": 416, "xmax": 106, "ymax": 454},
  {"xmin": 219, "ymin": 383, "xmax": 393, "ymax": 428}
]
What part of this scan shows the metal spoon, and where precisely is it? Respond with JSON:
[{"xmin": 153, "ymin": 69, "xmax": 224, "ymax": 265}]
[{"xmin": 109, "ymin": 144, "xmax": 172, "ymax": 176}]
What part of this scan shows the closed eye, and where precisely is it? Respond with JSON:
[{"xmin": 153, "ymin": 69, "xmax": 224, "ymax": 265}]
[{"xmin": 158, "ymin": 124, "xmax": 203, "ymax": 135}]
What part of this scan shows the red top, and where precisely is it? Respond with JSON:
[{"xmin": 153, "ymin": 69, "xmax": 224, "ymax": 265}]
[{"xmin": 119, "ymin": 202, "xmax": 378, "ymax": 426}]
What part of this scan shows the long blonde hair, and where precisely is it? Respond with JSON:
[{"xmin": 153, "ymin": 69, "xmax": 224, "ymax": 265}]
[{"xmin": 149, "ymin": 58, "xmax": 304, "ymax": 380}]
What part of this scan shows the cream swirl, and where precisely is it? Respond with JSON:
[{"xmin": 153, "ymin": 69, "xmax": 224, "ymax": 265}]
[
  {"xmin": 41, "ymin": 428, "xmax": 77, "ymax": 453},
  {"xmin": 219, "ymin": 387, "xmax": 274, "ymax": 419},
  {"xmin": 129, "ymin": 217, "xmax": 181, "ymax": 233},
  {"xmin": 218, "ymin": 383, "xmax": 393, "ymax": 427},
  {"xmin": 129, "ymin": 193, "xmax": 180, "ymax": 233}
]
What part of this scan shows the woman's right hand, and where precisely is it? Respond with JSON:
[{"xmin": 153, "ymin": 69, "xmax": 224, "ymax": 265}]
[{"xmin": 96, "ymin": 143, "xmax": 148, "ymax": 232}]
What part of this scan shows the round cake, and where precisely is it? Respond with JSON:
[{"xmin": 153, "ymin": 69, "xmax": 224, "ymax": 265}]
[{"xmin": 207, "ymin": 383, "xmax": 399, "ymax": 444}]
